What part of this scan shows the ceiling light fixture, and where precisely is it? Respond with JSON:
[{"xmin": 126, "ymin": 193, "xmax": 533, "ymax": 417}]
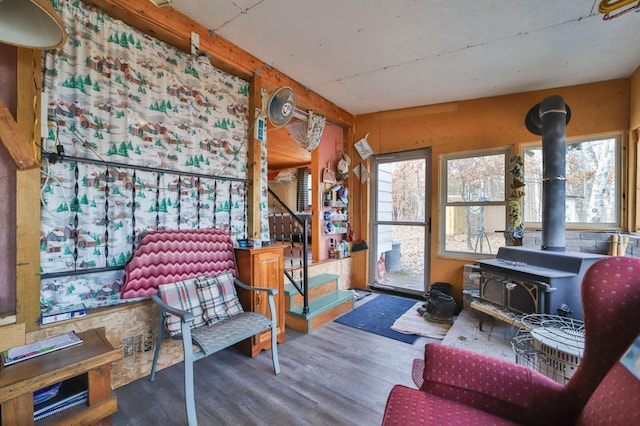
[
  {"xmin": 194, "ymin": 52, "xmax": 212, "ymax": 73},
  {"xmin": 0, "ymin": 0, "xmax": 68, "ymax": 49},
  {"xmin": 149, "ymin": 0, "xmax": 172, "ymax": 7},
  {"xmin": 189, "ymin": 31, "xmax": 212, "ymax": 73}
]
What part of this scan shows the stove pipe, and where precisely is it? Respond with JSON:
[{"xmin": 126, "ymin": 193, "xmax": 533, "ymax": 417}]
[{"xmin": 525, "ymin": 95, "xmax": 571, "ymax": 252}]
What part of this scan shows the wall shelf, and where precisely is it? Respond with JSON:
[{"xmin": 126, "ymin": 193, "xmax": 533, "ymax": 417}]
[{"xmin": 0, "ymin": 328, "xmax": 122, "ymax": 425}]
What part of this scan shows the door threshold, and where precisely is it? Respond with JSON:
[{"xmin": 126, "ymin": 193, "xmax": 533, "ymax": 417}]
[{"xmin": 369, "ymin": 283, "xmax": 424, "ymax": 299}]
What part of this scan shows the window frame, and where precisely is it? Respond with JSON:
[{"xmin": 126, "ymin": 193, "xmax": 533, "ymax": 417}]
[
  {"xmin": 522, "ymin": 133, "xmax": 623, "ymax": 229},
  {"xmin": 439, "ymin": 147, "xmax": 510, "ymax": 258},
  {"xmin": 307, "ymin": 172, "xmax": 313, "ymax": 210}
]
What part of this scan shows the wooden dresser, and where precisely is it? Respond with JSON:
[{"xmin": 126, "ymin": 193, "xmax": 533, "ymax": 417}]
[{"xmin": 234, "ymin": 244, "xmax": 286, "ymax": 357}]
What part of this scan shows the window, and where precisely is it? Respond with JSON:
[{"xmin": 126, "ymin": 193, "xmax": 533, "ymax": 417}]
[
  {"xmin": 441, "ymin": 149, "xmax": 508, "ymax": 256},
  {"xmin": 307, "ymin": 173, "xmax": 313, "ymax": 209},
  {"xmin": 296, "ymin": 167, "xmax": 310, "ymax": 212},
  {"xmin": 523, "ymin": 135, "xmax": 620, "ymax": 227}
]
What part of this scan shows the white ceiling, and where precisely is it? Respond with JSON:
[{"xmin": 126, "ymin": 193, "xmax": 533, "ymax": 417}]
[{"xmin": 171, "ymin": 0, "xmax": 640, "ymax": 115}]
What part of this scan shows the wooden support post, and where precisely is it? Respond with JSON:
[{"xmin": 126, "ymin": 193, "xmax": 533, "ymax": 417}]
[
  {"xmin": 15, "ymin": 48, "xmax": 42, "ymax": 332},
  {"xmin": 247, "ymin": 70, "xmax": 263, "ymax": 240}
]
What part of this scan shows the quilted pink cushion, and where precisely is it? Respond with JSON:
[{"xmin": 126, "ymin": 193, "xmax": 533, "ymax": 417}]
[
  {"xmin": 121, "ymin": 229, "xmax": 238, "ymax": 299},
  {"xmin": 157, "ymin": 277, "xmax": 205, "ymax": 337}
]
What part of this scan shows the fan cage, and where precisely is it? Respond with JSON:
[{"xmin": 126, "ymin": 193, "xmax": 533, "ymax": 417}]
[
  {"xmin": 512, "ymin": 314, "xmax": 585, "ymax": 385},
  {"xmin": 267, "ymin": 87, "xmax": 296, "ymax": 127}
]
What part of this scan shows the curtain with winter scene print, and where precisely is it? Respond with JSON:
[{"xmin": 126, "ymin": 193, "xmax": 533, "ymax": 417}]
[{"xmin": 39, "ymin": 0, "xmax": 267, "ymax": 312}]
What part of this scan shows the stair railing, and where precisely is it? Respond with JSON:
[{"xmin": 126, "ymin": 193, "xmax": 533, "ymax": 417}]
[{"xmin": 268, "ymin": 188, "xmax": 310, "ymax": 315}]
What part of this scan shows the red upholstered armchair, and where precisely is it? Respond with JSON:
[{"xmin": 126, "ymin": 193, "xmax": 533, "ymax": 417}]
[{"xmin": 382, "ymin": 256, "xmax": 640, "ymax": 426}]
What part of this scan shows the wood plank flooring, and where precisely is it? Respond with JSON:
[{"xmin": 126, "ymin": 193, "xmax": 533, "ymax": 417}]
[
  {"xmin": 112, "ymin": 295, "xmax": 513, "ymax": 425},
  {"xmin": 113, "ymin": 323, "xmax": 425, "ymax": 425}
]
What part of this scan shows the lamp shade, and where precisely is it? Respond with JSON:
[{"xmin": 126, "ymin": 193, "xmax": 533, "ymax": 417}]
[
  {"xmin": 194, "ymin": 53, "xmax": 212, "ymax": 72},
  {"xmin": 0, "ymin": 0, "xmax": 68, "ymax": 49}
]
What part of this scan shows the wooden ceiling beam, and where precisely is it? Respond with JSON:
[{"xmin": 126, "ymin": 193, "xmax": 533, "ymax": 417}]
[{"xmin": 84, "ymin": 0, "xmax": 354, "ymax": 127}]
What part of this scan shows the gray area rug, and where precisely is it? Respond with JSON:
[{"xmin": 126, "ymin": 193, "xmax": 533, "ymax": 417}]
[{"xmin": 391, "ymin": 301, "xmax": 451, "ymax": 339}]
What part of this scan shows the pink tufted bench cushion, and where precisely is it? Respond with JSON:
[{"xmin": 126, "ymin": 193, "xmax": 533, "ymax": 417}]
[{"xmin": 120, "ymin": 229, "xmax": 238, "ymax": 299}]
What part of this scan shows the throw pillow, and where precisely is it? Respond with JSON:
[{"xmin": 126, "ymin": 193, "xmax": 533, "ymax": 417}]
[
  {"xmin": 215, "ymin": 271, "xmax": 244, "ymax": 316},
  {"xmin": 196, "ymin": 271, "xmax": 244, "ymax": 324},
  {"xmin": 196, "ymin": 274, "xmax": 230, "ymax": 325},
  {"xmin": 157, "ymin": 277, "xmax": 205, "ymax": 337}
]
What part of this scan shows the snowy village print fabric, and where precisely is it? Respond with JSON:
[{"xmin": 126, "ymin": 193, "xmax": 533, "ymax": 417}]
[{"xmin": 40, "ymin": 0, "xmax": 268, "ymax": 312}]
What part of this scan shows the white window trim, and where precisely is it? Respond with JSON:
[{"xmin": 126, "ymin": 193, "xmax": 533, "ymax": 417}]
[
  {"xmin": 439, "ymin": 147, "xmax": 510, "ymax": 258},
  {"xmin": 522, "ymin": 133, "xmax": 622, "ymax": 229}
]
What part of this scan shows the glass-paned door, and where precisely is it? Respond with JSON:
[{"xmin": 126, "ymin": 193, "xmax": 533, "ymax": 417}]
[{"xmin": 369, "ymin": 149, "xmax": 431, "ymax": 295}]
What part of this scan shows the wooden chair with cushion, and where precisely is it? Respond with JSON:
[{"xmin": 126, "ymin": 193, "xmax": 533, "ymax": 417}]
[
  {"xmin": 121, "ymin": 228, "xmax": 280, "ymax": 426},
  {"xmin": 382, "ymin": 256, "xmax": 640, "ymax": 425}
]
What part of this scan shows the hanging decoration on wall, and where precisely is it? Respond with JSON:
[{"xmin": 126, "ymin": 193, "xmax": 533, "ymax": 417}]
[
  {"xmin": 336, "ymin": 152, "xmax": 351, "ymax": 181},
  {"xmin": 354, "ymin": 132, "xmax": 374, "ymax": 160},
  {"xmin": 352, "ymin": 163, "xmax": 369, "ymax": 183},
  {"xmin": 285, "ymin": 109, "xmax": 326, "ymax": 152},
  {"xmin": 305, "ymin": 111, "xmax": 326, "ymax": 152},
  {"xmin": 322, "ymin": 162, "xmax": 336, "ymax": 183},
  {"xmin": 505, "ymin": 154, "xmax": 525, "ymax": 244}
]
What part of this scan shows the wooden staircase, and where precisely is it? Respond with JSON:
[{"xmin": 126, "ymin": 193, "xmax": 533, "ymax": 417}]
[{"xmin": 284, "ymin": 273, "xmax": 355, "ymax": 333}]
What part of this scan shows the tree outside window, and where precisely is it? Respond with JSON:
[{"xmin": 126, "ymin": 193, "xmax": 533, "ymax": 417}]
[
  {"xmin": 523, "ymin": 136, "xmax": 620, "ymax": 227},
  {"xmin": 441, "ymin": 149, "xmax": 508, "ymax": 256}
]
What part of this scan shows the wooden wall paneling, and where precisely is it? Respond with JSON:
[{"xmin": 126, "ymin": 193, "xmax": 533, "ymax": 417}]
[
  {"xmin": 633, "ymin": 129, "xmax": 639, "ymax": 232},
  {"xmin": 15, "ymin": 48, "xmax": 42, "ymax": 332},
  {"xmin": 310, "ymin": 147, "xmax": 321, "ymax": 260},
  {"xmin": 0, "ymin": 106, "xmax": 17, "ymax": 319},
  {"xmin": 84, "ymin": 0, "xmax": 353, "ymax": 128},
  {"xmin": 0, "ymin": 322, "xmax": 25, "ymax": 352},
  {"xmin": 621, "ymin": 130, "xmax": 630, "ymax": 231},
  {"xmin": 248, "ymin": 70, "xmax": 263, "ymax": 239},
  {"xmin": 344, "ymin": 129, "xmax": 368, "ymax": 288}
]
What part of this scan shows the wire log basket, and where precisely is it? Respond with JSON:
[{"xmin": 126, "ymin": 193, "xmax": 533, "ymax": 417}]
[{"xmin": 512, "ymin": 314, "xmax": 585, "ymax": 385}]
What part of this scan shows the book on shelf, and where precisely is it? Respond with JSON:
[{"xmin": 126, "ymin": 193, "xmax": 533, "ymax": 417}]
[
  {"xmin": 34, "ymin": 374, "xmax": 88, "ymax": 421},
  {"xmin": 40, "ymin": 303, "xmax": 87, "ymax": 325},
  {"xmin": 1, "ymin": 331, "xmax": 83, "ymax": 366}
]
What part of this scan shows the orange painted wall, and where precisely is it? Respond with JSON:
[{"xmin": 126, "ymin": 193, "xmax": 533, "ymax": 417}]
[
  {"xmin": 354, "ymin": 79, "xmax": 630, "ymax": 301},
  {"xmin": 630, "ymin": 65, "xmax": 640, "ymax": 130}
]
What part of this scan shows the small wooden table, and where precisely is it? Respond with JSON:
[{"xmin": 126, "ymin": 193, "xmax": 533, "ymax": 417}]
[{"xmin": 0, "ymin": 328, "xmax": 122, "ymax": 425}]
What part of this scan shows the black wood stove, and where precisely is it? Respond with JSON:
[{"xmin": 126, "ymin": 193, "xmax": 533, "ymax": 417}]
[
  {"xmin": 478, "ymin": 246, "xmax": 603, "ymax": 320},
  {"xmin": 475, "ymin": 96, "xmax": 605, "ymax": 321}
]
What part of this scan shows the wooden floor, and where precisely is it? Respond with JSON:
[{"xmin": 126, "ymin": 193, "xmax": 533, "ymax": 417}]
[{"xmin": 112, "ymin": 295, "xmax": 513, "ymax": 425}]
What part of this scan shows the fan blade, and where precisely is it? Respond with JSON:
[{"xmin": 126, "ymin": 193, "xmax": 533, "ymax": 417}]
[{"xmin": 268, "ymin": 87, "xmax": 296, "ymax": 127}]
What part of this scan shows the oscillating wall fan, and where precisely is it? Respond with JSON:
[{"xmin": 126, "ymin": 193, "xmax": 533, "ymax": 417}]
[{"xmin": 267, "ymin": 86, "xmax": 297, "ymax": 127}]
